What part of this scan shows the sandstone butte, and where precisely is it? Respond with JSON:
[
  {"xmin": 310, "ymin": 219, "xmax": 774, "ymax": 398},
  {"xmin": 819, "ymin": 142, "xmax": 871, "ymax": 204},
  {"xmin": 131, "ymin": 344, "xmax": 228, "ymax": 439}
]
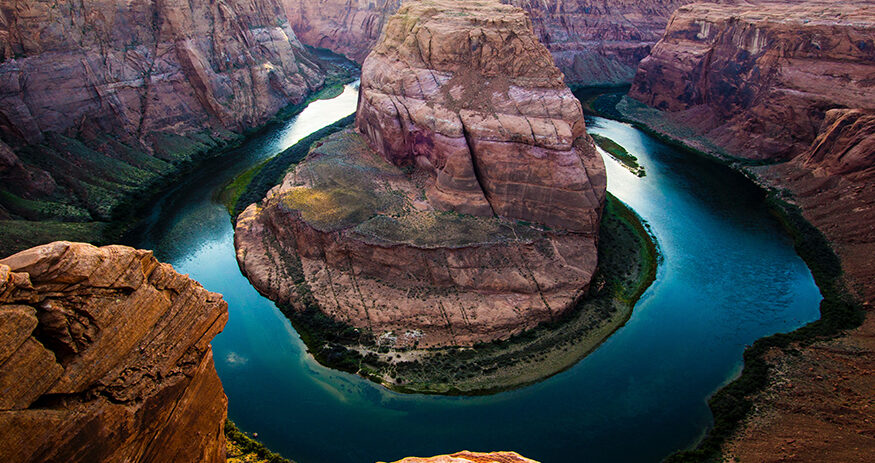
[
  {"xmin": 281, "ymin": 0, "xmax": 695, "ymax": 86},
  {"xmin": 383, "ymin": 451, "xmax": 539, "ymax": 463},
  {"xmin": 0, "ymin": 241, "xmax": 228, "ymax": 462},
  {"xmin": 0, "ymin": 0, "xmax": 325, "ymax": 221},
  {"xmin": 235, "ymin": 0, "xmax": 606, "ymax": 348},
  {"xmin": 626, "ymin": 1, "xmax": 875, "ymax": 461}
]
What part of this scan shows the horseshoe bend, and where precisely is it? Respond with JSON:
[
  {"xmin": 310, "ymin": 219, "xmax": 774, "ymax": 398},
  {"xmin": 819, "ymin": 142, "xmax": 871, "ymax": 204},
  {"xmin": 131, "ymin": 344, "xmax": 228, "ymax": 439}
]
[{"xmin": 235, "ymin": 0, "xmax": 608, "ymax": 351}]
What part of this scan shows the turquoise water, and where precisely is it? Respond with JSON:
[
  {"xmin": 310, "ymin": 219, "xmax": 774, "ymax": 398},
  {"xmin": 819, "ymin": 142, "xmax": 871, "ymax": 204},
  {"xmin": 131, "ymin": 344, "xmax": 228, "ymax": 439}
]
[{"xmin": 128, "ymin": 86, "xmax": 822, "ymax": 463}]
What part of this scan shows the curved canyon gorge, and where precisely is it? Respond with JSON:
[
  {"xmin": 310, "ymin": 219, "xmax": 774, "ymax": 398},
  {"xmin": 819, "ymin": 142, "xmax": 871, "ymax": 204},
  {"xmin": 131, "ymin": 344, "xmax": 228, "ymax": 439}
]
[{"xmin": 1, "ymin": 0, "xmax": 873, "ymax": 462}]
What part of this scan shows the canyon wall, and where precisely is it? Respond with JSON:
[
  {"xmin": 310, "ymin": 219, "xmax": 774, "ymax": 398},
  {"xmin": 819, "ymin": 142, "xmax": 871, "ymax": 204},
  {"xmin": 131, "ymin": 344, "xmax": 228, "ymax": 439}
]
[
  {"xmin": 236, "ymin": 0, "xmax": 605, "ymax": 348},
  {"xmin": 0, "ymin": 0, "xmax": 325, "ymax": 225},
  {"xmin": 282, "ymin": 0, "xmax": 693, "ymax": 86},
  {"xmin": 629, "ymin": 0, "xmax": 875, "ymax": 161},
  {"xmin": 626, "ymin": 1, "xmax": 875, "ymax": 460},
  {"xmin": 0, "ymin": 241, "xmax": 228, "ymax": 462}
]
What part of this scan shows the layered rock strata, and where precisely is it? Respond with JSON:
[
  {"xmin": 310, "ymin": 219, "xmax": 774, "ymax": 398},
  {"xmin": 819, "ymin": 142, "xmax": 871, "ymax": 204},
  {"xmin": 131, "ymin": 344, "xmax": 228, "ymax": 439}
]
[
  {"xmin": 629, "ymin": 0, "xmax": 875, "ymax": 161},
  {"xmin": 281, "ymin": 0, "xmax": 694, "ymax": 85},
  {"xmin": 0, "ymin": 242, "xmax": 228, "ymax": 463},
  {"xmin": 0, "ymin": 0, "xmax": 325, "ymax": 222},
  {"xmin": 236, "ymin": 0, "xmax": 606, "ymax": 348}
]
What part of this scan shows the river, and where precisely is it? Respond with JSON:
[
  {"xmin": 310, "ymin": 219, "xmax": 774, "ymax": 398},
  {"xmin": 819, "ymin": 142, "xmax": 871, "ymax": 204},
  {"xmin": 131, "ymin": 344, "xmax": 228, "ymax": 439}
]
[{"xmin": 127, "ymin": 82, "xmax": 821, "ymax": 463}]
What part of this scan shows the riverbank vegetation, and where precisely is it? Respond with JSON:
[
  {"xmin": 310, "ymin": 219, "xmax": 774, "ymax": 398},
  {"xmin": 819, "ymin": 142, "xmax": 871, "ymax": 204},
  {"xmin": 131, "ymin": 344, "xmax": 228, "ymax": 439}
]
[
  {"xmin": 590, "ymin": 133, "xmax": 645, "ymax": 177},
  {"xmin": 0, "ymin": 60, "xmax": 356, "ymax": 259},
  {"xmin": 578, "ymin": 88, "xmax": 864, "ymax": 462},
  {"xmin": 225, "ymin": 420, "xmax": 294, "ymax": 463},
  {"xmin": 222, "ymin": 114, "xmax": 357, "ymax": 219},
  {"xmin": 263, "ymin": 191, "xmax": 658, "ymax": 394}
]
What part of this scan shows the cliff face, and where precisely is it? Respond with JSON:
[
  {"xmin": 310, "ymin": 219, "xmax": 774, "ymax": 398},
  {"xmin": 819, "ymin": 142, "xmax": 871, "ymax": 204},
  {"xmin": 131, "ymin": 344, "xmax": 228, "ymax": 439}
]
[
  {"xmin": 629, "ymin": 0, "xmax": 875, "ymax": 160},
  {"xmin": 236, "ymin": 0, "xmax": 605, "ymax": 348},
  {"xmin": 357, "ymin": 0, "xmax": 605, "ymax": 231},
  {"xmin": 0, "ymin": 0, "xmax": 324, "ymax": 223},
  {"xmin": 0, "ymin": 242, "xmax": 228, "ymax": 462},
  {"xmin": 281, "ymin": 0, "xmax": 693, "ymax": 85}
]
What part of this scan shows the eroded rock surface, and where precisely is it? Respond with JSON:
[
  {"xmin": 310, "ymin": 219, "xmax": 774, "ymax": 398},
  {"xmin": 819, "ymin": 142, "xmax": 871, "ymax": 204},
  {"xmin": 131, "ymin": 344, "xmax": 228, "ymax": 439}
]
[
  {"xmin": 357, "ymin": 0, "xmax": 605, "ymax": 232},
  {"xmin": 629, "ymin": 0, "xmax": 875, "ymax": 161},
  {"xmin": 0, "ymin": 0, "xmax": 325, "ymax": 220},
  {"xmin": 0, "ymin": 242, "xmax": 228, "ymax": 463},
  {"xmin": 282, "ymin": 0, "xmax": 694, "ymax": 85},
  {"xmin": 236, "ymin": 0, "xmax": 605, "ymax": 348}
]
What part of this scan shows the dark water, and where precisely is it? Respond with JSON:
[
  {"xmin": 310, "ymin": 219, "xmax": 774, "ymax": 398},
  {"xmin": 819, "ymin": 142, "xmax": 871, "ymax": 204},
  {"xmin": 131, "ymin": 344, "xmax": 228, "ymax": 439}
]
[{"xmin": 129, "ymin": 87, "xmax": 821, "ymax": 463}]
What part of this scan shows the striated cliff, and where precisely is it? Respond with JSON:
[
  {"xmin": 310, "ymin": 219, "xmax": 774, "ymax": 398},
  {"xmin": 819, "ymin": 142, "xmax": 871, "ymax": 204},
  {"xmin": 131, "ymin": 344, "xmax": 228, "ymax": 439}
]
[
  {"xmin": 281, "ymin": 0, "xmax": 694, "ymax": 86},
  {"xmin": 0, "ymin": 241, "xmax": 228, "ymax": 462},
  {"xmin": 236, "ymin": 0, "xmax": 605, "ymax": 348},
  {"xmin": 0, "ymin": 0, "xmax": 325, "ymax": 227},
  {"xmin": 629, "ymin": 0, "xmax": 875, "ymax": 161}
]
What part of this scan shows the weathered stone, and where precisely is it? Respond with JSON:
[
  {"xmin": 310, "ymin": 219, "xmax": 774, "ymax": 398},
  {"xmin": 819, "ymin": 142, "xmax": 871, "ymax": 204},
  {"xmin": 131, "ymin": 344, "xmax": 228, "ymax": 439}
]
[
  {"xmin": 0, "ymin": 242, "xmax": 228, "ymax": 463},
  {"xmin": 281, "ymin": 0, "xmax": 695, "ymax": 85},
  {"xmin": 236, "ymin": 0, "xmax": 605, "ymax": 348}
]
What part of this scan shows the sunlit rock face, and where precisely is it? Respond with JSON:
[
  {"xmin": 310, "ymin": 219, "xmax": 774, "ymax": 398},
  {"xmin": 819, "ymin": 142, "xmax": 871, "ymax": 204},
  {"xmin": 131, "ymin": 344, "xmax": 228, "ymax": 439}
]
[
  {"xmin": 235, "ymin": 0, "xmax": 606, "ymax": 348},
  {"xmin": 280, "ymin": 0, "xmax": 693, "ymax": 85},
  {"xmin": 0, "ymin": 242, "xmax": 228, "ymax": 463}
]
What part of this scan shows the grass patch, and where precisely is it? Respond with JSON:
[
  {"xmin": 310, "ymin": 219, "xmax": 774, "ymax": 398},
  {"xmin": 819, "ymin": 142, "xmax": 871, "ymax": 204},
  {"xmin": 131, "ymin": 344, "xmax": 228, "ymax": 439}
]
[
  {"xmin": 590, "ymin": 133, "xmax": 645, "ymax": 177},
  {"xmin": 225, "ymin": 420, "xmax": 294, "ymax": 463},
  {"xmin": 230, "ymin": 114, "xmax": 356, "ymax": 218},
  {"xmin": 0, "ymin": 220, "xmax": 109, "ymax": 258}
]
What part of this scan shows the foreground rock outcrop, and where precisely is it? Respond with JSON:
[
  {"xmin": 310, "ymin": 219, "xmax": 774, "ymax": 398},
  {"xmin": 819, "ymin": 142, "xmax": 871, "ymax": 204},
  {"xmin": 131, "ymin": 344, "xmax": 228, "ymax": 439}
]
[
  {"xmin": 385, "ymin": 451, "xmax": 539, "ymax": 463},
  {"xmin": 0, "ymin": 242, "xmax": 228, "ymax": 462},
  {"xmin": 623, "ymin": 1, "xmax": 875, "ymax": 460},
  {"xmin": 236, "ymin": 0, "xmax": 605, "ymax": 348},
  {"xmin": 0, "ymin": 0, "xmax": 325, "ymax": 225},
  {"xmin": 282, "ymin": 0, "xmax": 694, "ymax": 85}
]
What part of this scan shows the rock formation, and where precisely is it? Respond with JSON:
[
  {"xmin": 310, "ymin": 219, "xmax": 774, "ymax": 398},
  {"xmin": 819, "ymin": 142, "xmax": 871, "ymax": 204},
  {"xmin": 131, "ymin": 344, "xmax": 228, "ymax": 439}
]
[
  {"xmin": 629, "ymin": 0, "xmax": 875, "ymax": 161},
  {"xmin": 384, "ymin": 451, "xmax": 539, "ymax": 463},
  {"xmin": 236, "ymin": 0, "xmax": 605, "ymax": 348},
  {"xmin": 624, "ymin": 1, "xmax": 875, "ymax": 460},
  {"xmin": 0, "ymin": 242, "xmax": 228, "ymax": 463},
  {"xmin": 281, "ymin": 0, "xmax": 694, "ymax": 85},
  {"xmin": 0, "ymin": 0, "xmax": 325, "ymax": 222}
]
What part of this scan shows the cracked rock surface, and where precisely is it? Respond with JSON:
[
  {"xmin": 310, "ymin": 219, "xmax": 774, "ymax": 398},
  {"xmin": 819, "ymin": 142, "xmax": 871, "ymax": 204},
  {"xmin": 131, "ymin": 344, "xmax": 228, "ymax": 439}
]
[{"xmin": 0, "ymin": 241, "xmax": 228, "ymax": 463}]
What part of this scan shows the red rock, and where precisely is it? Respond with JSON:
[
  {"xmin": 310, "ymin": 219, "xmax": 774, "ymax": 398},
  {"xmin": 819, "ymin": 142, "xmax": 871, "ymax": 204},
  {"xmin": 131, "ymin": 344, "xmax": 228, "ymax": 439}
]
[
  {"xmin": 281, "ymin": 0, "xmax": 696, "ymax": 85},
  {"xmin": 0, "ymin": 242, "xmax": 228, "ymax": 463},
  {"xmin": 628, "ymin": 0, "xmax": 875, "ymax": 161},
  {"xmin": 236, "ymin": 0, "xmax": 605, "ymax": 348},
  {"xmin": 0, "ymin": 0, "xmax": 324, "ymax": 198}
]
